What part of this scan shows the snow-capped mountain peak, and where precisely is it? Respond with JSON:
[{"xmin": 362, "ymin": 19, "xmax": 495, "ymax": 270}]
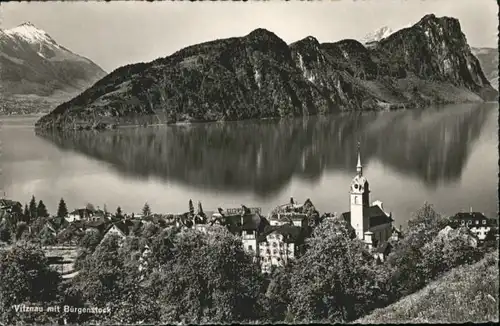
[
  {"xmin": 361, "ymin": 26, "xmax": 394, "ymax": 44},
  {"xmin": 362, "ymin": 24, "xmax": 413, "ymax": 44},
  {"xmin": 5, "ymin": 22, "xmax": 57, "ymax": 45},
  {"xmin": 0, "ymin": 21, "xmax": 106, "ymax": 106}
]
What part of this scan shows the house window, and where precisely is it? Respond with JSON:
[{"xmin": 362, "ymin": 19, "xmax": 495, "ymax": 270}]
[
  {"xmin": 461, "ymin": 220, "xmax": 465, "ymax": 226},
  {"xmin": 273, "ymin": 249, "xmax": 277, "ymax": 255},
  {"xmin": 272, "ymin": 242, "xmax": 277, "ymax": 247},
  {"xmin": 475, "ymin": 220, "xmax": 479, "ymax": 225},
  {"xmin": 483, "ymin": 220, "xmax": 486, "ymax": 225},
  {"xmin": 248, "ymin": 245, "xmax": 253, "ymax": 251},
  {"xmin": 246, "ymin": 230, "xmax": 253, "ymax": 235}
]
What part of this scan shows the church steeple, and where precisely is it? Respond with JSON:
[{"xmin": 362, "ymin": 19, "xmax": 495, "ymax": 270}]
[
  {"xmin": 350, "ymin": 141, "xmax": 369, "ymax": 240},
  {"xmin": 356, "ymin": 141, "xmax": 362, "ymax": 176}
]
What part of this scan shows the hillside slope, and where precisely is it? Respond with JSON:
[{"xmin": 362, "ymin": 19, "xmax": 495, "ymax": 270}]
[
  {"xmin": 356, "ymin": 251, "xmax": 499, "ymax": 323},
  {"xmin": 0, "ymin": 22, "xmax": 106, "ymax": 114},
  {"xmin": 35, "ymin": 14, "xmax": 497, "ymax": 131}
]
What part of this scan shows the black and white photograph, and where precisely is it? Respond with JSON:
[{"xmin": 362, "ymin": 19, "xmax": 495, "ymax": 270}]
[{"xmin": 0, "ymin": 0, "xmax": 498, "ymax": 324}]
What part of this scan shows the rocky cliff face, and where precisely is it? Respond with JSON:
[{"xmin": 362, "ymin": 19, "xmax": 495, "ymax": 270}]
[
  {"xmin": 471, "ymin": 47, "xmax": 498, "ymax": 90},
  {"xmin": 372, "ymin": 15, "xmax": 493, "ymax": 94},
  {"xmin": 35, "ymin": 14, "xmax": 497, "ymax": 130},
  {"xmin": 0, "ymin": 22, "xmax": 106, "ymax": 114}
]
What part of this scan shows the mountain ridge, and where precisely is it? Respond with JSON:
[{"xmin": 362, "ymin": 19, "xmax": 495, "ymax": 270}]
[{"xmin": 35, "ymin": 14, "xmax": 497, "ymax": 131}]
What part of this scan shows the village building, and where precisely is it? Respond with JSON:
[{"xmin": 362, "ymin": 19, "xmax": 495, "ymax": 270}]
[
  {"xmin": 340, "ymin": 145, "xmax": 394, "ymax": 255},
  {"xmin": 0, "ymin": 199, "xmax": 22, "ymax": 221},
  {"xmin": 91, "ymin": 208, "xmax": 111, "ymax": 221},
  {"xmin": 268, "ymin": 198, "xmax": 320, "ymax": 228},
  {"xmin": 372, "ymin": 241, "xmax": 394, "ymax": 262},
  {"xmin": 390, "ymin": 226, "xmax": 403, "ymax": 242},
  {"xmin": 209, "ymin": 205, "xmax": 310, "ymax": 272},
  {"xmin": 449, "ymin": 211, "xmax": 498, "ymax": 241},
  {"xmin": 257, "ymin": 224, "xmax": 307, "ymax": 274},
  {"xmin": 66, "ymin": 208, "xmax": 95, "ymax": 223},
  {"xmin": 210, "ymin": 205, "xmax": 269, "ymax": 257},
  {"xmin": 40, "ymin": 216, "xmax": 69, "ymax": 238},
  {"xmin": 85, "ymin": 215, "xmax": 111, "ymax": 234},
  {"xmin": 102, "ymin": 221, "xmax": 130, "ymax": 240}
]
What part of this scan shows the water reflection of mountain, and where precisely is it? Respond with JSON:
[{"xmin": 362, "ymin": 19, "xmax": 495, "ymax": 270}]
[{"xmin": 36, "ymin": 103, "xmax": 492, "ymax": 196}]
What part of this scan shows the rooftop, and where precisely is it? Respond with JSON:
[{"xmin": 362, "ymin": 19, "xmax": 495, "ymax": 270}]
[
  {"xmin": 452, "ymin": 212, "xmax": 489, "ymax": 220},
  {"xmin": 341, "ymin": 205, "xmax": 393, "ymax": 228}
]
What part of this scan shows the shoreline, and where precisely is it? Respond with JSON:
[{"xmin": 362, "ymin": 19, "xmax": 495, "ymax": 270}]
[{"xmin": 32, "ymin": 97, "xmax": 491, "ymax": 133}]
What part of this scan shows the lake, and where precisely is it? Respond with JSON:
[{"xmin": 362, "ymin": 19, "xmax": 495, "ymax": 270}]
[{"xmin": 1, "ymin": 102, "xmax": 498, "ymax": 228}]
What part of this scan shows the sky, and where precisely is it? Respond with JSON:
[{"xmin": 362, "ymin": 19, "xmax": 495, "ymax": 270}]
[{"xmin": 1, "ymin": 0, "xmax": 498, "ymax": 72}]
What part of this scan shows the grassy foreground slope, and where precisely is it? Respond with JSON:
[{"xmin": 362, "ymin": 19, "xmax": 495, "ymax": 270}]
[{"xmin": 356, "ymin": 251, "xmax": 499, "ymax": 324}]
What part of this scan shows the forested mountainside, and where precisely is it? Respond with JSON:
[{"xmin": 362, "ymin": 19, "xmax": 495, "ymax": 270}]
[
  {"xmin": 35, "ymin": 14, "xmax": 497, "ymax": 130},
  {"xmin": 0, "ymin": 22, "xmax": 106, "ymax": 114}
]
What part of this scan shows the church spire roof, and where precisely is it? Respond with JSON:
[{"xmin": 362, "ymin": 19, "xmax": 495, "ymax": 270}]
[{"xmin": 356, "ymin": 141, "xmax": 363, "ymax": 176}]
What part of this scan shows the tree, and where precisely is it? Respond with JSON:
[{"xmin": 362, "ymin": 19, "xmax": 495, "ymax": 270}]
[
  {"xmin": 57, "ymin": 225, "xmax": 81, "ymax": 246},
  {"xmin": 0, "ymin": 243, "xmax": 61, "ymax": 324},
  {"xmin": 30, "ymin": 216, "xmax": 48, "ymax": 239},
  {"xmin": 11, "ymin": 202, "xmax": 23, "ymax": 217},
  {"xmin": 197, "ymin": 201, "xmax": 204, "ymax": 215},
  {"xmin": 264, "ymin": 266, "xmax": 293, "ymax": 322},
  {"xmin": 86, "ymin": 203, "xmax": 96, "ymax": 212},
  {"xmin": 142, "ymin": 202, "xmax": 151, "ymax": 216},
  {"xmin": 0, "ymin": 223, "xmax": 11, "ymax": 244},
  {"xmin": 79, "ymin": 230, "xmax": 104, "ymax": 252},
  {"xmin": 37, "ymin": 200, "xmax": 49, "ymax": 218},
  {"xmin": 188, "ymin": 199, "xmax": 195, "ymax": 217},
  {"xmin": 153, "ymin": 226, "xmax": 265, "ymax": 323},
  {"xmin": 23, "ymin": 204, "xmax": 29, "ymax": 222},
  {"xmin": 287, "ymin": 219, "xmax": 383, "ymax": 323},
  {"xmin": 29, "ymin": 195, "xmax": 37, "ymax": 221},
  {"xmin": 148, "ymin": 227, "xmax": 180, "ymax": 267},
  {"xmin": 71, "ymin": 235, "xmax": 125, "ymax": 305},
  {"xmin": 69, "ymin": 234, "xmax": 157, "ymax": 324},
  {"xmin": 408, "ymin": 202, "xmax": 447, "ymax": 231},
  {"xmin": 383, "ymin": 203, "xmax": 471, "ymax": 303},
  {"xmin": 39, "ymin": 228, "xmax": 56, "ymax": 246},
  {"xmin": 116, "ymin": 206, "xmax": 124, "ymax": 219},
  {"xmin": 15, "ymin": 222, "xmax": 29, "ymax": 241},
  {"xmin": 57, "ymin": 198, "xmax": 68, "ymax": 218},
  {"xmin": 420, "ymin": 227, "xmax": 483, "ymax": 283},
  {"xmin": 142, "ymin": 223, "xmax": 160, "ymax": 239}
]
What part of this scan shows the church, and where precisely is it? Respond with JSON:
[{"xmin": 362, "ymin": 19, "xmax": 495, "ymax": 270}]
[{"xmin": 341, "ymin": 144, "xmax": 394, "ymax": 251}]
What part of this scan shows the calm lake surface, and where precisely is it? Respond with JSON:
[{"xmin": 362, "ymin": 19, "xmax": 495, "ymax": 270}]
[{"xmin": 1, "ymin": 102, "xmax": 498, "ymax": 227}]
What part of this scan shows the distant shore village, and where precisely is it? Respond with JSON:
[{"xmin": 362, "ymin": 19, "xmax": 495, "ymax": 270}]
[{"xmin": 0, "ymin": 147, "xmax": 497, "ymax": 276}]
